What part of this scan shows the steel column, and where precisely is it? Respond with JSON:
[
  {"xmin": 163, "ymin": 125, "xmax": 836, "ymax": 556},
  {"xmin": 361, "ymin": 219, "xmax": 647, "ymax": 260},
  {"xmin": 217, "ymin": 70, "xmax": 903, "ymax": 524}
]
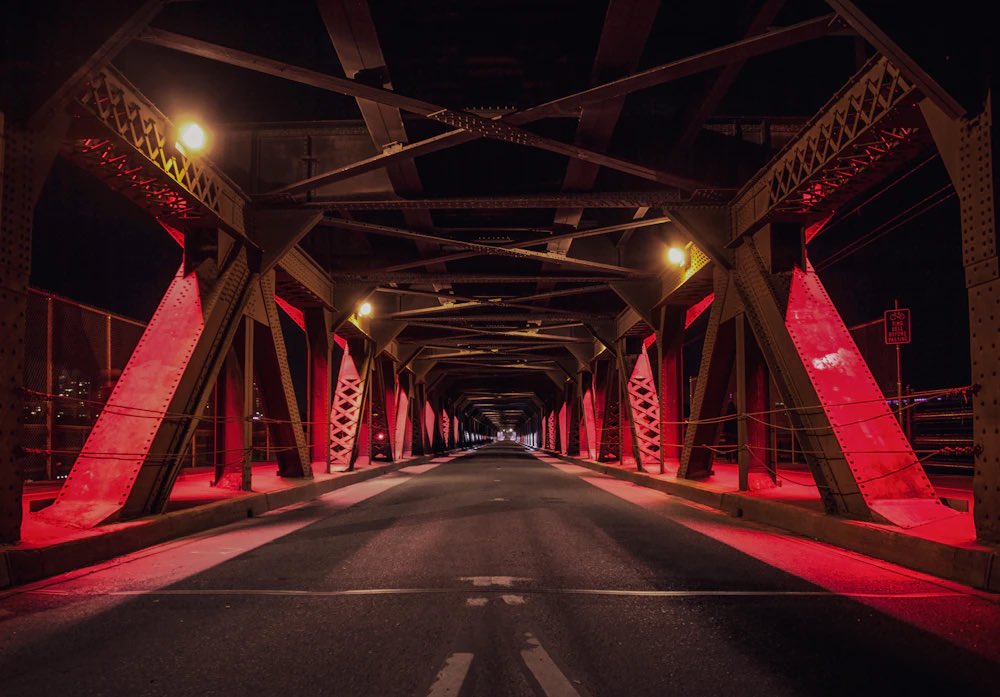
[
  {"xmin": 0, "ymin": 118, "xmax": 32, "ymax": 541},
  {"xmin": 657, "ymin": 306, "xmax": 686, "ymax": 470},
  {"xmin": 305, "ymin": 308, "xmax": 333, "ymax": 470},
  {"xmin": 924, "ymin": 94, "xmax": 1000, "ymax": 540},
  {"xmin": 735, "ymin": 314, "xmax": 774, "ymax": 491},
  {"xmin": 42, "ymin": 238, "xmax": 257, "ymax": 528},
  {"xmin": 212, "ymin": 338, "xmax": 250, "ymax": 491}
]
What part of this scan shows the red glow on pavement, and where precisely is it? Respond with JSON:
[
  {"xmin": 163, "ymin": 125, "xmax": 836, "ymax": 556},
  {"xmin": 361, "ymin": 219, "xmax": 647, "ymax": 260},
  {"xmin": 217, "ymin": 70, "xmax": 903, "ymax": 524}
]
[
  {"xmin": 274, "ymin": 294, "xmax": 306, "ymax": 331},
  {"xmin": 685, "ymin": 293, "xmax": 714, "ymax": 328}
]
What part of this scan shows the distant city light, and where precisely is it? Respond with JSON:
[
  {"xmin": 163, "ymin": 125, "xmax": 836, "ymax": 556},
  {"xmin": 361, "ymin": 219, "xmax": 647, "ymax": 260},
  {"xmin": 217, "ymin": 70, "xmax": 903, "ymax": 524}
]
[
  {"xmin": 666, "ymin": 246, "xmax": 687, "ymax": 267},
  {"xmin": 177, "ymin": 122, "xmax": 207, "ymax": 152}
]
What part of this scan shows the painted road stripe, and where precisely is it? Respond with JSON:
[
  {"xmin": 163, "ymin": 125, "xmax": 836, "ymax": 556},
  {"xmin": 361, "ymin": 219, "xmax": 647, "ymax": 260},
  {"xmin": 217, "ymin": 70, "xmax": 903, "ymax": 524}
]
[
  {"xmin": 521, "ymin": 633, "xmax": 581, "ymax": 697},
  {"xmin": 27, "ymin": 588, "xmax": 965, "ymax": 600},
  {"xmin": 427, "ymin": 652, "xmax": 474, "ymax": 697}
]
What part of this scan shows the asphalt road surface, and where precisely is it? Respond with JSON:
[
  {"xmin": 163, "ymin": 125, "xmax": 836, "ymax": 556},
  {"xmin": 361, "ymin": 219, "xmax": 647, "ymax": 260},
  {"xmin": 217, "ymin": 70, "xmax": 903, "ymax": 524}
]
[{"xmin": 2, "ymin": 442, "xmax": 999, "ymax": 696}]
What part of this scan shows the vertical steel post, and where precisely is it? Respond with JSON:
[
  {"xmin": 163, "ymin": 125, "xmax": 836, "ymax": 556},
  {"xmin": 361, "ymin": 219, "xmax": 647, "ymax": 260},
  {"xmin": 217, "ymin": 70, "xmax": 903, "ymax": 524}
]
[{"xmin": 45, "ymin": 296, "xmax": 53, "ymax": 481}]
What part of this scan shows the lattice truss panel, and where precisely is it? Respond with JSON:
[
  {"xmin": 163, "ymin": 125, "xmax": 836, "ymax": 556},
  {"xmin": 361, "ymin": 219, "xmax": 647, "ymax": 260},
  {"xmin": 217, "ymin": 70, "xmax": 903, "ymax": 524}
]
[
  {"xmin": 547, "ymin": 412, "xmax": 557, "ymax": 450},
  {"xmin": 439, "ymin": 409, "xmax": 450, "ymax": 449},
  {"xmin": 329, "ymin": 346, "xmax": 366, "ymax": 469},
  {"xmin": 64, "ymin": 66, "xmax": 246, "ymax": 232},
  {"xmin": 626, "ymin": 345, "xmax": 661, "ymax": 469},
  {"xmin": 732, "ymin": 56, "xmax": 923, "ymax": 236}
]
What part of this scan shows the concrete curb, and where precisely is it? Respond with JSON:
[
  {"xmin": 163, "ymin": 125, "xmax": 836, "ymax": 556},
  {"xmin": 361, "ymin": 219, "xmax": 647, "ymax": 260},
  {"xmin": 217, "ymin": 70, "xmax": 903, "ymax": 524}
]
[
  {"xmin": 0, "ymin": 452, "xmax": 461, "ymax": 589},
  {"xmin": 542, "ymin": 450, "xmax": 999, "ymax": 592}
]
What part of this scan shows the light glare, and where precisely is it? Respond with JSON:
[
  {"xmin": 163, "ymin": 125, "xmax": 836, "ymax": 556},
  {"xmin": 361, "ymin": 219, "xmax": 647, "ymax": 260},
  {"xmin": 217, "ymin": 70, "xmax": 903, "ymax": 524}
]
[
  {"xmin": 358, "ymin": 301, "xmax": 373, "ymax": 317},
  {"xmin": 667, "ymin": 246, "xmax": 687, "ymax": 267},
  {"xmin": 178, "ymin": 122, "xmax": 206, "ymax": 151}
]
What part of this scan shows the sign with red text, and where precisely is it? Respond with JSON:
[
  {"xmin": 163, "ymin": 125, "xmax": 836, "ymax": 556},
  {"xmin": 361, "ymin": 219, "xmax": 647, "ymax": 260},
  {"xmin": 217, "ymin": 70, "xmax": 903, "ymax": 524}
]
[{"xmin": 884, "ymin": 308, "xmax": 911, "ymax": 345}]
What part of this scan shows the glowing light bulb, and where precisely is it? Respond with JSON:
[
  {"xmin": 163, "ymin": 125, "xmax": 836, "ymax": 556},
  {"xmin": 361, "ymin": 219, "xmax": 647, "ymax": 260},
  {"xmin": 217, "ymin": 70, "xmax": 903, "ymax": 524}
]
[
  {"xmin": 666, "ymin": 246, "xmax": 687, "ymax": 267},
  {"xmin": 178, "ymin": 122, "xmax": 207, "ymax": 152},
  {"xmin": 358, "ymin": 301, "xmax": 373, "ymax": 317}
]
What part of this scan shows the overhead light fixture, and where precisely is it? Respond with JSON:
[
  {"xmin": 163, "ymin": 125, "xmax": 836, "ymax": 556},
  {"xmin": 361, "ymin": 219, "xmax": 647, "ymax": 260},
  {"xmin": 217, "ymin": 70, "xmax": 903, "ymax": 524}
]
[
  {"xmin": 358, "ymin": 301, "xmax": 373, "ymax": 317},
  {"xmin": 666, "ymin": 246, "xmax": 688, "ymax": 268},
  {"xmin": 177, "ymin": 121, "xmax": 207, "ymax": 153}
]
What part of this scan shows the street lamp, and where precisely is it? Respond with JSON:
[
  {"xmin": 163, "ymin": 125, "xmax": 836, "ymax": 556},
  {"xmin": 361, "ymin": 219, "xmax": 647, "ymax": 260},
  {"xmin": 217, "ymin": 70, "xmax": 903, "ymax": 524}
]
[
  {"xmin": 666, "ymin": 245, "xmax": 688, "ymax": 268},
  {"xmin": 177, "ymin": 121, "xmax": 207, "ymax": 154}
]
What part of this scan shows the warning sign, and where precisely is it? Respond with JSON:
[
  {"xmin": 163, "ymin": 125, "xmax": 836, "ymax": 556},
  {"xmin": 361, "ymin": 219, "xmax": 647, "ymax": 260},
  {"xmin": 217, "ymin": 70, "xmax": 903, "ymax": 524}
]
[{"xmin": 884, "ymin": 308, "xmax": 911, "ymax": 345}]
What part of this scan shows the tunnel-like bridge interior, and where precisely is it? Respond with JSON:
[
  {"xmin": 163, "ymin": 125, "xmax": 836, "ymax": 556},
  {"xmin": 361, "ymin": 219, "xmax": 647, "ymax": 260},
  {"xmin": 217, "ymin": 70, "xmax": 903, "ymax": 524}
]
[{"xmin": 1, "ymin": 2, "xmax": 999, "ymax": 693}]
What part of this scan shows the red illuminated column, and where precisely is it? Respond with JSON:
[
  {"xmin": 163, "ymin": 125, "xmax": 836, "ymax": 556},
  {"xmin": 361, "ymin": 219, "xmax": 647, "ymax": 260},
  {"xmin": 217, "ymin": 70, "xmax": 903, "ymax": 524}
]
[
  {"xmin": 213, "ymin": 337, "xmax": 251, "ymax": 491},
  {"xmin": 580, "ymin": 371, "xmax": 597, "ymax": 460},
  {"xmin": 657, "ymin": 306, "xmax": 686, "ymax": 468},
  {"xmin": 735, "ymin": 315, "xmax": 774, "ymax": 491},
  {"xmin": 305, "ymin": 308, "xmax": 333, "ymax": 472}
]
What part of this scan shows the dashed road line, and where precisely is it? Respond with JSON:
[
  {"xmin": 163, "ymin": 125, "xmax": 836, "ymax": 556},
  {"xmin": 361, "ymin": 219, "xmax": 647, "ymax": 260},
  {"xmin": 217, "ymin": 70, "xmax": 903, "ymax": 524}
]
[
  {"xmin": 426, "ymin": 652, "xmax": 474, "ymax": 697},
  {"xmin": 521, "ymin": 633, "xmax": 582, "ymax": 697}
]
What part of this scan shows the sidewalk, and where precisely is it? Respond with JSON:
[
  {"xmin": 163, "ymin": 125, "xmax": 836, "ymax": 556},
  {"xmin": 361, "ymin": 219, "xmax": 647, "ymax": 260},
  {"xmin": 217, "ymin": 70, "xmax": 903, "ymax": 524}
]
[
  {"xmin": 2, "ymin": 451, "xmax": 473, "ymax": 588},
  {"xmin": 541, "ymin": 450, "xmax": 999, "ymax": 592}
]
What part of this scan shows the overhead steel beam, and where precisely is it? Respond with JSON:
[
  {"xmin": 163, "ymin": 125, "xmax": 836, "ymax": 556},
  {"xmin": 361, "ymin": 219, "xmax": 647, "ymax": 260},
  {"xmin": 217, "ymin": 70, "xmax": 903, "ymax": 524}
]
[
  {"xmin": 542, "ymin": 0, "xmax": 661, "ymax": 305},
  {"xmin": 730, "ymin": 55, "xmax": 924, "ymax": 240},
  {"xmin": 513, "ymin": 14, "xmax": 841, "ymax": 122},
  {"xmin": 331, "ymin": 272, "xmax": 650, "ymax": 283},
  {"xmin": 670, "ymin": 0, "xmax": 787, "ymax": 156},
  {"xmin": 321, "ymin": 217, "xmax": 645, "ymax": 275},
  {"xmin": 378, "ymin": 215, "xmax": 670, "ymax": 272},
  {"xmin": 138, "ymin": 28, "xmax": 705, "ymax": 191},
  {"xmin": 207, "ymin": 14, "xmax": 837, "ymax": 197},
  {"xmin": 316, "ymin": 0, "xmax": 450, "ymax": 289},
  {"xmin": 29, "ymin": 0, "xmax": 167, "ymax": 126},
  {"xmin": 292, "ymin": 191, "xmax": 713, "ymax": 210},
  {"xmin": 825, "ymin": 0, "xmax": 964, "ymax": 118}
]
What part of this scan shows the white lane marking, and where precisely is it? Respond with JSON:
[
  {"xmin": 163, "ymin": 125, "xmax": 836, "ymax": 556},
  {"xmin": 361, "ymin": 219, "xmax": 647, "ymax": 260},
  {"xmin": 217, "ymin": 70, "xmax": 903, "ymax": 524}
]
[
  {"xmin": 491, "ymin": 497, "xmax": 508, "ymax": 502},
  {"xmin": 26, "ymin": 587, "xmax": 964, "ymax": 600},
  {"xmin": 427, "ymin": 652, "xmax": 474, "ymax": 697},
  {"xmin": 501, "ymin": 594, "xmax": 525, "ymax": 605},
  {"xmin": 459, "ymin": 576, "xmax": 531, "ymax": 587},
  {"xmin": 521, "ymin": 633, "xmax": 581, "ymax": 697},
  {"xmin": 466, "ymin": 597, "xmax": 488, "ymax": 607}
]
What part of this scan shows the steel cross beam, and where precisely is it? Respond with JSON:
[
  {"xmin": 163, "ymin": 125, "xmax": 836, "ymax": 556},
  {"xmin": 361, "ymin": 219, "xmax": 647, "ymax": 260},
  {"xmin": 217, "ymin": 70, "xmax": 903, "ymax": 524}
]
[
  {"xmin": 377, "ymin": 215, "xmax": 670, "ymax": 272},
  {"xmin": 137, "ymin": 27, "xmax": 704, "ymax": 192},
  {"xmin": 189, "ymin": 14, "xmax": 838, "ymax": 198},
  {"xmin": 316, "ymin": 0, "xmax": 450, "ymax": 289},
  {"xmin": 330, "ymin": 272, "xmax": 652, "ymax": 283},
  {"xmin": 295, "ymin": 191, "xmax": 714, "ymax": 210},
  {"xmin": 67, "ymin": 65, "xmax": 248, "ymax": 234},
  {"xmin": 321, "ymin": 217, "xmax": 645, "ymax": 275},
  {"xmin": 669, "ymin": 0, "xmax": 787, "ymax": 156},
  {"xmin": 730, "ymin": 55, "xmax": 923, "ymax": 240}
]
